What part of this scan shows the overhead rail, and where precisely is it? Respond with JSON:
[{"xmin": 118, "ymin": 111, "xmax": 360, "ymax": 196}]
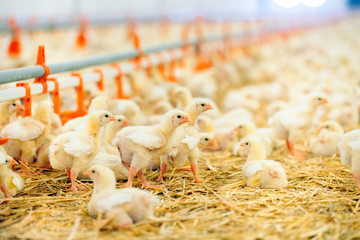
[{"xmin": 0, "ymin": 31, "xmax": 248, "ymax": 85}]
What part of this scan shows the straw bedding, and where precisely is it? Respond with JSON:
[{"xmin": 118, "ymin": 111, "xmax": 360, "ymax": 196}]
[{"xmin": 1, "ymin": 145, "xmax": 360, "ymax": 240}]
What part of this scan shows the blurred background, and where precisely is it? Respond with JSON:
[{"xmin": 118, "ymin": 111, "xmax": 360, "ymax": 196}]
[
  {"xmin": 0, "ymin": 0, "xmax": 359, "ymax": 70},
  {"xmin": 0, "ymin": 0, "xmax": 359, "ymax": 26}
]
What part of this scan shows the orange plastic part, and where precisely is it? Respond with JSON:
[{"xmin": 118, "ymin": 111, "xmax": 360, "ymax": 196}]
[
  {"xmin": 131, "ymin": 32, "xmax": 143, "ymax": 71},
  {"xmin": 34, "ymin": 45, "xmax": 50, "ymax": 93},
  {"xmin": 60, "ymin": 73, "xmax": 87, "ymax": 123},
  {"xmin": 167, "ymin": 51, "xmax": 178, "ymax": 82},
  {"xmin": 76, "ymin": 18, "xmax": 88, "ymax": 48},
  {"xmin": 0, "ymin": 138, "xmax": 9, "ymax": 145},
  {"xmin": 111, "ymin": 64, "xmax": 129, "ymax": 99},
  {"xmin": 93, "ymin": 69, "xmax": 105, "ymax": 91},
  {"xmin": 47, "ymin": 78, "xmax": 60, "ymax": 114},
  {"xmin": 7, "ymin": 19, "xmax": 22, "ymax": 57},
  {"xmin": 144, "ymin": 56, "xmax": 153, "ymax": 78},
  {"xmin": 16, "ymin": 82, "xmax": 32, "ymax": 117},
  {"xmin": 157, "ymin": 54, "xmax": 166, "ymax": 79}
]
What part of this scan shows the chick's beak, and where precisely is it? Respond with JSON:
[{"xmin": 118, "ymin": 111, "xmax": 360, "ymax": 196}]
[
  {"xmin": 322, "ymin": 99, "xmax": 328, "ymax": 104},
  {"xmin": 209, "ymin": 139, "xmax": 217, "ymax": 146},
  {"xmin": 239, "ymin": 143, "xmax": 246, "ymax": 147},
  {"xmin": 182, "ymin": 115, "xmax": 191, "ymax": 123},
  {"xmin": 17, "ymin": 104, "xmax": 25, "ymax": 111},
  {"xmin": 10, "ymin": 159, "xmax": 18, "ymax": 166},
  {"xmin": 83, "ymin": 169, "xmax": 91, "ymax": 177},
  {"xmin": 206, "ymin": 104, "xmax": 214, "ymax": 110},
  {"xmin": 110, "ymin": 116, "xmax": 116, "ymax": 121}
]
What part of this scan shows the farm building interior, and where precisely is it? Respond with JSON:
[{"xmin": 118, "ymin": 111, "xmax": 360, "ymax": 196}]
[{"xmin": 1, "ymin": 0, "xmax": 360, "ymax": 239}]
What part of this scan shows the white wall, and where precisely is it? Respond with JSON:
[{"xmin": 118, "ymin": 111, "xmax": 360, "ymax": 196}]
[{"xmin": 0, "ymin": 0, "xmax": 349, "ymax": 26}]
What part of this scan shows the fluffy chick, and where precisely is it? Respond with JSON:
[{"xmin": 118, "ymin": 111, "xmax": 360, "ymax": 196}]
[
  {"xmin": 157, "ymin": 99, "xmax": 213, "ymax": 183},
  {"xmin": 50, "ymin": 110, "xmax": 116, "ymax": 192},
  {"xmin": 338, "ymin": 129, "xmax": 360, "ymax": 189},
  {"xmin": 269, "ymin": 91, "xmax": 328, "ymax": 157},
  {"xmin": 240, "ymin": 139, "xmax": 288, "ymax": 189},
  {"xmin": 85, "ymin": 165, "xmax": 157, "ymax": 228},
  {"xmin": 112, "ymin": 110, "xmax": 190, "ymax": 188},
  {"xmin": 311, "ymin": 120, "xmax": 344, "ymax": 157},
  {"xmin": 0, "ymin": 152, "xmax": 23, "ymax": 198}
]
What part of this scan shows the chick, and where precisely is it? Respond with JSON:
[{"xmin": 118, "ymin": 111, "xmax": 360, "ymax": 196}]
[
  {"xmin": 0, "ymin": 100, "xmax": 24, "ymax": 129},
  {"xmin": 198, "ymin": 133, "xmax": 218, "ymax": 151},
  {"xmin": 338, "ymin": 129, "xmax": 360, "ymax": 189},
  {"xmin": 0, "ymin": 152, "xmax": 24, "ymax": 198},
  {"xmin": 195, "ymin": 115, "xmax": 214, "ymax": 133},
  {"xmin": 157, "ymin": 99, "xmax": 213, "ymax": 183},
  {"xmin": 62, "ymin": 96, "xmax": 109, "ymax": 133},
  {"xmin": 84, "ymin": 165, "xmax": 157, "ymax": 228},
  {"xmin": 240, "ymin": 139, "xmax": 288, "ymax": 189},
  {"xmin": 50, "ymin": 110, "xmax": 116, "ymax": 192},
  {"xmin": 112, "ymin": 110, "xmax": 190, "ymax": 188},
  {"xmin": 98, "ymin": 115, "xmax": 129, "ymax": 155},
  {"xmin": 269, "ymin": 92, "xmax": 328, "ymax": 157},
  {"xmin": 311, "ymin": 120, "xmax": 344, "ymax": 157},
  {"xmin": 1, "ymin": 101, "xmax": 54, "ymax": 172}
]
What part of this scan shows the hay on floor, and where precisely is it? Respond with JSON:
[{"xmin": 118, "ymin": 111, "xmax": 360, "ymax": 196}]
[{"xmin": 1, "ymin": 147, "xmax": 360, "ymax": 239}]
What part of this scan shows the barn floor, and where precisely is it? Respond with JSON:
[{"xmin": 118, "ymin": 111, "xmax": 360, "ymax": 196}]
[{"xmin": 1, "ymin": 146, "xmax": 360, "ymax": 240}]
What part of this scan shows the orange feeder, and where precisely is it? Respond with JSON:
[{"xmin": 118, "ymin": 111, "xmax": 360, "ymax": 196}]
[
  {"xmin": 60, "ymin": 73, "xmax": 87, "ymax": 124},
  {"xmin": 111, "ymin": 64, "xmax": 129, "ymax": 99}
]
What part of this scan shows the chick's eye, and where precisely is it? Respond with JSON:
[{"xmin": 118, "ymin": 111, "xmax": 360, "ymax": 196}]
[
  {"xmin": 201, "ymin": 103, "xmax": 205, "ymax": 107},
  {"xmin": 12, "ymin": 103, "xmax": 16, "ymax": 106},
  {"xmin": 204, "ymin": 138, "xmax": 208, "ymax": 141},
  {"xmin": 118, "ymin": 119, "xmax": 122, "ymax": 122},
  {"xmin": 245, "ymin": 142, "xmax": 249, "ymax": 145},
  {"xmin": 105, "ymin": 114, "xmax": 109, "ymax": 118},
  {"xmin": 5, "ymin": 160, "xmax": 8, "ymax": 163},
  {"xmin": 326, "ymin": 125, "xmax": 330, "ymax": 128},
  {"xmin": 91, "ymin": 170, "xmax": 95, "ymax": 174},
  {"xmin": 239, "ymin": 125, "xmax": 243, "ymax": 129},
  {"xmin": 177, "ymin": 115, "xmax": 181, "ymax": 119},
  {"xmin": 318, "ymin": 97, "xmax": 322, "ymax": 101}
]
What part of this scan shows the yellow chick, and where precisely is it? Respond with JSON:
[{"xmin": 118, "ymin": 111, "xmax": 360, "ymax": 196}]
[
  {"xmin": 0, "ymin": 152, "xmax": 24, "ymax": 198},
  {"xmin": 0, "ymin": 100, "xmax": 24, "ymax": 129},
  {"xmin": 240, "ymin": 139, "xmax": 288, "ymax": 189},
  {"xmin": 311, "ymin": 120, "xmax": 344, "ymax": 157},
  {"xmin": 50, "ymin": 110, "xmax": 116, "ymax": 192},
  {"xmin": 84, "ymin": 165, "xmax": 157, "ymax": 228}
]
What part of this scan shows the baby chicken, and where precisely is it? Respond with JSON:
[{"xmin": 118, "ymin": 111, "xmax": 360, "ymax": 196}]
[
  {"xmin": 84, "ymin": 165, "xmax": 157, "ymax": 228},
  {"xmin": 198, "ymin": 133, "xmax": 218, "ymax": 151},
  {"xmin": 0, "ymin": 100, "xmax": 24, "ymax": 129},
  {"xmin": 311, "ymin": 120, "xmax": 344, "ymax": 157},
  {"xmin": 240, "ymin": 139, "xmax": 288, "ymax": 189},
  {"xmin": 269, "ymin": 92, "xmax": 328, "ymax": 157},
  {"xmin": 338, "ymin": 129, "xmax": 360, "ymax": 189},
  {"xmin": 157, "ymin": 99, "xmax": 213, "ymax": 183},
  {"xmin": 62, "ymin": 96, "xmax": 109, "ymax": 133},
  {"xmin": 50, "ymin": 110, "xmax": 116, "ymax": 192},
  {"xmin": 1, "ymin": 101, "xmax": 54, "ymax": 173},
  {"xmin": 195, "ymin": 115, "xmax": 214, "ymax": 133},
  {"xmin": 112, "ymin": 110, "xmax": 190, "ymax": 188},
  {"xmin": 0, "ymin": 152, "xmax": 23, "ymax": 198}
]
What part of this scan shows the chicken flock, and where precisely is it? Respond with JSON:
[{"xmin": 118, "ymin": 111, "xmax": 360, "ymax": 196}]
[{"xmin": 1, "ymin": 17, "xmax": 360, "ymax": 228}]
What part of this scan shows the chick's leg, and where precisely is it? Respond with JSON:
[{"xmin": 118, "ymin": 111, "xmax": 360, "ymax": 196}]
[
  {"xmin": 190, "ymin": 164, "xmax": 205, "ymax": 183},
  {"xmin": 137, "ymin": 170, "xmax": 161, "ymax": 189},
  {"xmin": 286, "ymin": 139, "xmax": 305, "ymax": 158},
  {"xmin": 353, "ymin": 172, "xmax": 360, "ymax": 189},
  {"xmin": 157, "ymin": 163, "xmax": 167, "ymax": 182},
  {"xmin": 189, "ymin": 149, "xmax": 205, "ymax": 183},
  {"xmin": 122, "ymin": 166, "xmax": 136, "ymax": 188},
  {"xmin": 66, "ymin": 170, "xmax": 85, "ymax": 192},
  {"xmin": 0, "ymin": 186, "xmax": 11, "ymax": 198}
]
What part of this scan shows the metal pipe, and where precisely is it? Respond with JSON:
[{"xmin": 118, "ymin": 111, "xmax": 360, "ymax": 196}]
[{"xmin": 0, "ymin": 31, "xmax": 247, "ymax": 85}]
